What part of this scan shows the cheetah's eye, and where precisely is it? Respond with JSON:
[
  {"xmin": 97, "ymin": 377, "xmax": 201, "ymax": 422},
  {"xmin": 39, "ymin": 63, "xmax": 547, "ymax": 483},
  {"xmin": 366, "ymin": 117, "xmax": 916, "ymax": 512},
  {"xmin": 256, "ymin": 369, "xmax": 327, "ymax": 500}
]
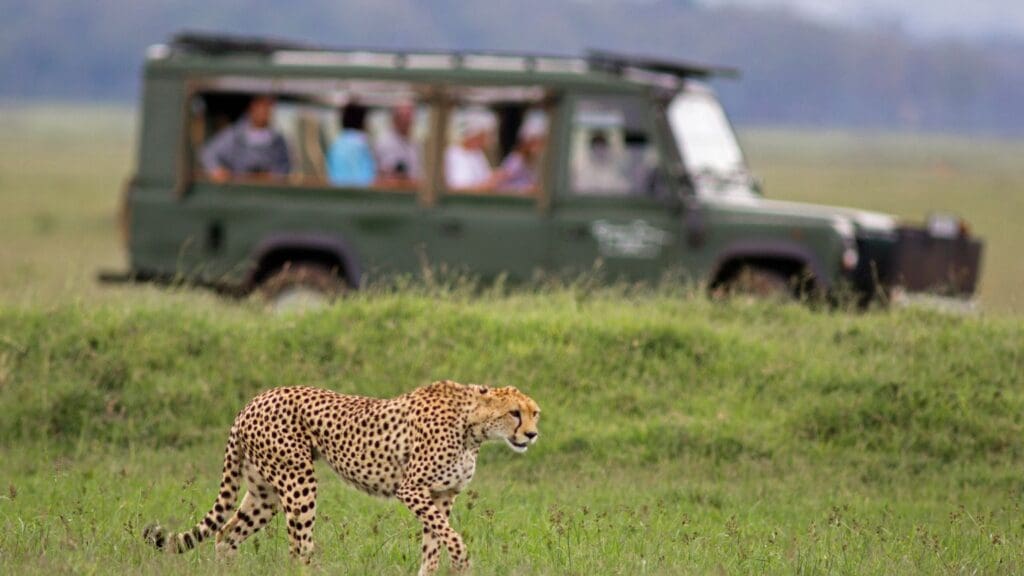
[{"xmin": 510, "ymin": 410, "xmax": 521, "ymax": 419}]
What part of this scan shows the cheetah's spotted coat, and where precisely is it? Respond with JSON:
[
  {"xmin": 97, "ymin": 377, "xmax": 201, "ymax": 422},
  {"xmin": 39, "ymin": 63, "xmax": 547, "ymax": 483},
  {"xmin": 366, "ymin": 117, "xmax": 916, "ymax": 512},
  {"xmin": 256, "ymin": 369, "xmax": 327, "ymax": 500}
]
[{"xmin": 143, "ymin": 381, "xmax": 541, "ymax": 575}]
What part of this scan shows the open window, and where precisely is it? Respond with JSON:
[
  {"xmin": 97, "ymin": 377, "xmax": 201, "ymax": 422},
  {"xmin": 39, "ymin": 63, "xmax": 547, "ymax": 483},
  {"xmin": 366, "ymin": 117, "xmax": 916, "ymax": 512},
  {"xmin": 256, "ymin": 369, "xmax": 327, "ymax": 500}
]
[
  {"xmin": 569, "ymin": 96, "xmax": 667, "ymax": 199},
  {"xmin": 186, "ymin": 77, "xmax": 432, "ymax": 193},
  {"xmin": 441, "ymin": 86, "xmax": 552, "ymax": 198}
]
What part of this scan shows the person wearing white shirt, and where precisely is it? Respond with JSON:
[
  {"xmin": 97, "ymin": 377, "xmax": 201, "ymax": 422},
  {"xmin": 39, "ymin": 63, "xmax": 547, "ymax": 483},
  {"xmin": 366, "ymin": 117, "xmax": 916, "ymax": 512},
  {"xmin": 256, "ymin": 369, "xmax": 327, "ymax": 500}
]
[{"xmin": 444, "ymin": 109, "xmax": 504, "ymax": 192}]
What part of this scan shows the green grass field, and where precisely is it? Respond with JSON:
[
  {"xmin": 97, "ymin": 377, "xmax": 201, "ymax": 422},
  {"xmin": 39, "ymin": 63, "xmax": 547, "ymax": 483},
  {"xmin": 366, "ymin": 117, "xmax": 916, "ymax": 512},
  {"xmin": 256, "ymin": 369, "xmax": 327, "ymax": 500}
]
[
  {"xmin": 2, "ymin": 295, "xmax": 1023, "ymax": 574},
  {"xmin": 1, "ymin": 106, "xmax": 1024, "ymax": 574}
]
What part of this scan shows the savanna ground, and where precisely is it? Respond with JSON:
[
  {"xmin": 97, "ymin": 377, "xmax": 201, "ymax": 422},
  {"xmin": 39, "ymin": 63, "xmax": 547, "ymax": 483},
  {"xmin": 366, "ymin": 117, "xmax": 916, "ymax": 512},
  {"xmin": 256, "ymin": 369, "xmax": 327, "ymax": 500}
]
[{"xmin": 1, "ymin": 106, "xmax": 1023, "ymax": 574}]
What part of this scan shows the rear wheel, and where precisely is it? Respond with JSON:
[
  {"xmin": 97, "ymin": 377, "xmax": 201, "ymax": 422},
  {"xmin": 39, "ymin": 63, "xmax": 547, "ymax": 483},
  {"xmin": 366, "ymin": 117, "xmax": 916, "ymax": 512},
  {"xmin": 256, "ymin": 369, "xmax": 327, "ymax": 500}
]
[{"xmin": 259, "ymin": 263, "xmax": 345, "ymax": 312}]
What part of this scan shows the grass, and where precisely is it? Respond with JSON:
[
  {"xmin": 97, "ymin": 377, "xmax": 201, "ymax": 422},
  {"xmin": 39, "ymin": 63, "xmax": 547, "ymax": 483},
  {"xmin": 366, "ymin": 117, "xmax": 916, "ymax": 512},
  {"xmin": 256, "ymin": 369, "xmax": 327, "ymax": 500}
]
[
  {"xmin": 2, "ymin": 106, "xmax": 1024, "ymax": 574},
  {"xmin": 0, "ymin": 105, "xmax": 133, "ymax": 305},
  {"xmin": 1, "ymin": 293, "xmax": 1023, "ymax": 574}
]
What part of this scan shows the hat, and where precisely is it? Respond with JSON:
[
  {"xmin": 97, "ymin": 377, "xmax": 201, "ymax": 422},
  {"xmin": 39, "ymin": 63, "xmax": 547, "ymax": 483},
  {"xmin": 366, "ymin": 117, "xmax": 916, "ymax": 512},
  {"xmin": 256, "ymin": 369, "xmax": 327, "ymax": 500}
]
[
  {"xmin": 455, "ymin": 108, "xmax": 497, "ymax": 140},
  {"xmin": 518, "ymin": 111, "xmax": 548, "ymax": 141}
]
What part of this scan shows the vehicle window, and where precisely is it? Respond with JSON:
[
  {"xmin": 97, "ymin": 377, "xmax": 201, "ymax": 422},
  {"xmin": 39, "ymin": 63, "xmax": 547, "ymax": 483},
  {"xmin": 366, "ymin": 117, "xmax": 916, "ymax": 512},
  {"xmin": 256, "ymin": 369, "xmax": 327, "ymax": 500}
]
[
  {"xmin": 442, "ymin": 87, "xmax": 549, "ymax": 196},
  {"xmin": 570, "ymin": 97, "xmax": 663, "ymax": 198},
  {"xmin": 667, "ymin": 88, "xmax": 744, "ymax": 176},
  {"xmin": 189, "ymin": 79, "xmax": 429, "ymax": 192},
  {"xmin": 667, "ymin": 87, "xmax": 753, "ymax": 198}
]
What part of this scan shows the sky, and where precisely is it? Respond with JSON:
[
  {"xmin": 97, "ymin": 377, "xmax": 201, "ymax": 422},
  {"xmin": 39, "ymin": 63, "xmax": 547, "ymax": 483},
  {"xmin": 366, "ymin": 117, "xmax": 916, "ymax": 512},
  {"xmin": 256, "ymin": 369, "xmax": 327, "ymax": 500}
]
[{"xmin": 700, "ymin": 0, "xmax": 1024, "ymax": 39}]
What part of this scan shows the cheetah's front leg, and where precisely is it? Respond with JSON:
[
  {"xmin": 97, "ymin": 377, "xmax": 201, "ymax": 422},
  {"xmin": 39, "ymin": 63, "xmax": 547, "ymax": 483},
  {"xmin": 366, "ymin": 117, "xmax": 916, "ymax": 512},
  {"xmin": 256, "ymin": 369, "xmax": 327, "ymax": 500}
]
[
  {"xmin": 397, "ymin": 484, "xmax": 469, "ymax": 576},
  {"xmin": 416, "ymin": 490, "xmax": 460, "ymax": 575}
]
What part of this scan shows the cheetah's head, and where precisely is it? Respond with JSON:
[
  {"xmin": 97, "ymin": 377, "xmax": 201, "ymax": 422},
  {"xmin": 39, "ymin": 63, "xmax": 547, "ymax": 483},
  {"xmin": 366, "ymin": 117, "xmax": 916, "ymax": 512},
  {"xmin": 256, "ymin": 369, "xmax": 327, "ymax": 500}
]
[{"xmin": 469, "ymin": 386, "xmax": 541, "ymax": 453}]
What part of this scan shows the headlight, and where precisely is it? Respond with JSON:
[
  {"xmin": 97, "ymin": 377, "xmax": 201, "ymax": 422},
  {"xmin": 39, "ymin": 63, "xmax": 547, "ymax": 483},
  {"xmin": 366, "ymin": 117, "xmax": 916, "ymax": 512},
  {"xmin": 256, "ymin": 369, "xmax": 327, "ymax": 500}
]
[
  {"xmin": 832, "ymin": 217, "xmax": 858, "ymax": 271},
  {"xmin": 841, "ymin": 247, "xmax": 859, "ymax": 271}
]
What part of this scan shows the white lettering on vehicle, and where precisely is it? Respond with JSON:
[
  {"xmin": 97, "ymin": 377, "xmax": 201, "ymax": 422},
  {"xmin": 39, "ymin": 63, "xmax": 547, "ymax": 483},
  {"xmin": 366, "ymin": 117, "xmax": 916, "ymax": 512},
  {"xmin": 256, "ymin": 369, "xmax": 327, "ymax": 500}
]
[{"xmin": 590, "ymin": 220, "xmax": 673, "ymax": 259}]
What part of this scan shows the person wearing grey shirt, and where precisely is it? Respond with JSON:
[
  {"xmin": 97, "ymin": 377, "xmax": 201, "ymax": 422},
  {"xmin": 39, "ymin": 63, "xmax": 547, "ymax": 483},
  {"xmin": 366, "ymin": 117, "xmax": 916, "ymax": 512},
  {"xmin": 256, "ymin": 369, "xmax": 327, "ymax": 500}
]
[
  {"xmin": 201, "ymin": 95, "xmax": 291, "ymax": 182},
  {"xmin": 374, "ymin": 102, "xmax": 421, "ymax": 184}
]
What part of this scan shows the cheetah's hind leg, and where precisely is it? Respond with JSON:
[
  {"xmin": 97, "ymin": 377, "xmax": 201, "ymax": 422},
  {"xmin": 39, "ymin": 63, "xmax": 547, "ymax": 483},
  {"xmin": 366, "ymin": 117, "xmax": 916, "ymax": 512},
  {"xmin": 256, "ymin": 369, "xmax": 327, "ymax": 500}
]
[{"xmin": 215, "ymin": 465, "xmax": 282, "ymax": 560}]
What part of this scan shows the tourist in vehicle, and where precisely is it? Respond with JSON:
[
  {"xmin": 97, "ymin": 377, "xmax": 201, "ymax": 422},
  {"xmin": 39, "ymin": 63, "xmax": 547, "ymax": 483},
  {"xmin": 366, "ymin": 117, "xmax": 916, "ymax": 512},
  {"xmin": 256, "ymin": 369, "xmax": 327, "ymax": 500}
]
[
  {"xmin": 498, "ymin": 111, "xmax": 547, "ymax": 193},
  {"xmin": 573, "ymin": 131, "xmax": 630, "ymax": 194},
  {"xmin": 200, "ymin": 95, "xmax": 291, "ymax": 182},
  {"xmin": 375, "ymin": 102, "xmax": 421, "ymax": 184},
  {"xmin": 327, "ymin": 102, "xmax": 376, "ymax": 186},
  {"xmin": 445, "ymin": 109, "xmax": 504, "ymax": 191}
]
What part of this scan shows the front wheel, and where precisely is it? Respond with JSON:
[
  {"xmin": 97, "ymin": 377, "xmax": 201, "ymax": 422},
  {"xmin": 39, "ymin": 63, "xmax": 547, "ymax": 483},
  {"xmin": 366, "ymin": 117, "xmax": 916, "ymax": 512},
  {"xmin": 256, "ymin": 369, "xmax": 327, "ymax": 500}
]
[
  {"xmin": 259, "ymin": 263, "xmax": 345, "ymax": 312},
  {"xmin": 714, "ymin": 266, "xmax": 795, "ymax": 301}
]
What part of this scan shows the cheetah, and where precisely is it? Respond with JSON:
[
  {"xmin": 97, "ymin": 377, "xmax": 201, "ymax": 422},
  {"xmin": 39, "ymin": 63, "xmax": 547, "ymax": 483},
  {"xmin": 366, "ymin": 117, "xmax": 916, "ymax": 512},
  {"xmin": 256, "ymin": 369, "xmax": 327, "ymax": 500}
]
[{"xmin": 143, "ymin": 380, "xmax": 540, "ymax": 575}]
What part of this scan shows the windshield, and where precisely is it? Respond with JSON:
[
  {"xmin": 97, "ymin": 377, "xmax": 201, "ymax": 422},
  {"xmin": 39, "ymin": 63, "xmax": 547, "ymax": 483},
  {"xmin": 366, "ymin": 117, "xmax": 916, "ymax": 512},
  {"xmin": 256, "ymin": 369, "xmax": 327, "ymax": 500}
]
[{"xmin": 667, "ymin": 87, "xmax": 754, "ymax": 197}]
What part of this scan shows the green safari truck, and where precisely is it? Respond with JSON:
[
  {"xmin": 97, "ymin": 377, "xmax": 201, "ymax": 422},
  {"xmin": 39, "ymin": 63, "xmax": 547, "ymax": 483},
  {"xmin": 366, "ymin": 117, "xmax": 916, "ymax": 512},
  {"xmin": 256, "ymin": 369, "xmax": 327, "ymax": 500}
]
[{"xmin": 114, "ymin": 32, "xmax": 983, "ymax": 304}]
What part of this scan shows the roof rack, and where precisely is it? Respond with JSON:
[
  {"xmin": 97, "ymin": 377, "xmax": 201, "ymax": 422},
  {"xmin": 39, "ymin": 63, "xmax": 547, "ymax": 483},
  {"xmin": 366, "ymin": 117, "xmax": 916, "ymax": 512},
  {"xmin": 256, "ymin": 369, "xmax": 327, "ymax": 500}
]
[
  {"xmin": 172, "ymin": 31, "xmax": 316, "ymax": 56},
  {"xmin": 586, "ymin": 49, "xmax": 739, "ymax": 79},
  {"xmin": 166, "ymin": 31, "xmax": 737, "ymax": 81}
]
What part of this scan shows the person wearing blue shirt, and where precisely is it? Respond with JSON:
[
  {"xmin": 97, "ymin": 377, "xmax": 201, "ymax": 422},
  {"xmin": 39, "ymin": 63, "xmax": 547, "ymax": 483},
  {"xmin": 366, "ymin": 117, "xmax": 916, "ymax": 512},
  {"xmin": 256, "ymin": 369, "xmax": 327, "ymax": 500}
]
[{"xmin": 327, "ymin": 103, "xmax": 376, "ymax": 186}]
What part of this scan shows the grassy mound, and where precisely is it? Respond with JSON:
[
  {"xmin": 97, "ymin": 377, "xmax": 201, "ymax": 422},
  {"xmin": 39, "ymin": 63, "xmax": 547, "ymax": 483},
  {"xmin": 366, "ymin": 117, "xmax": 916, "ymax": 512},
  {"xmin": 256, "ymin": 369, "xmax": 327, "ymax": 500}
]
[
  {"xmin": 1, "ymin": 291, "xmax": 1022, "ymax": 574},
  {"xmin": 2, "ymin": 292, "xmax": 1021, "ymax": 464}
]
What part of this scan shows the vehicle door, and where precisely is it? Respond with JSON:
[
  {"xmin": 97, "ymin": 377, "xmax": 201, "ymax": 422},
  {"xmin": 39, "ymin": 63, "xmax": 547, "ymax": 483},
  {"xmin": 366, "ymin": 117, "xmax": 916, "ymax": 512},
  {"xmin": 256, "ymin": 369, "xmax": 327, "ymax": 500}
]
[
  {"xmin": 549, "ymin": 94, "xmax": 685, "ymax": 282},
  {"xmin": 418, "ymin": 89, "xmax": 551, "ymax": 282}
]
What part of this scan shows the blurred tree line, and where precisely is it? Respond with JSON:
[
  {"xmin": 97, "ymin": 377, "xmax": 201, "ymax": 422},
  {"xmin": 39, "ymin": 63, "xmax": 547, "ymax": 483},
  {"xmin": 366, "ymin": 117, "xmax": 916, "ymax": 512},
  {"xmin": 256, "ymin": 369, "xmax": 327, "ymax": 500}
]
[{"xmin": 2, "ymin": 0, "xmax": 1022, "ymax": 135}]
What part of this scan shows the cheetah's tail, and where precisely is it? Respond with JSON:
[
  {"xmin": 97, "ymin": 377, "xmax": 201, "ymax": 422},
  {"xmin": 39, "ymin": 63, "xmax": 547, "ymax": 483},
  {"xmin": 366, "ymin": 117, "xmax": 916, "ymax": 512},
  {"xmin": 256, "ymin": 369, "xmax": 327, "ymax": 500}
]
[{"xmin": 143, "ymin": 426, "xmax": 243, "ymax": 554}]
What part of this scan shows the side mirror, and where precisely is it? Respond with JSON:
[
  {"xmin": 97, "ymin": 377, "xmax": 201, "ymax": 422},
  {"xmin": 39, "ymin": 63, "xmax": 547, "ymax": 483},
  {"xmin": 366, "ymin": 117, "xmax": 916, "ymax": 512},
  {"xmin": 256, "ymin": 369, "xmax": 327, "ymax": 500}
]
[
  {"xmin": 651, "ymin": 172, "xmax": 685, "ymax": 215},
  {"xmin": 655, "ymin": 167, "xmax": 693, "ymax": 215},
  {"xmin": 751, "ymin": 176, "xmax": 765, "ymax": 196}
]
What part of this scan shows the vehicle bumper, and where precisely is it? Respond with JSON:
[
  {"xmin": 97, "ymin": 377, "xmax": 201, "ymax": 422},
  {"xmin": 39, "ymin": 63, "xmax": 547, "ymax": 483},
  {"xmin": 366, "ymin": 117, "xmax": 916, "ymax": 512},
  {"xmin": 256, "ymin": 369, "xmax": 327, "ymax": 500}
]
[{"xmin": 850, "ymin": 228, "xmax": 983, "ymax": 298}]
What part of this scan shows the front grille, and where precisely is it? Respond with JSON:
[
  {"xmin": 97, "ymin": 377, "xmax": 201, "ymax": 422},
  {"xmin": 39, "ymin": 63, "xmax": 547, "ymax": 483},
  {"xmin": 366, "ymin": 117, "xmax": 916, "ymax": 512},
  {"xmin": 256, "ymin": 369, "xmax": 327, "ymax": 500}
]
[{"xmin": 891, "ymin": 227, "xmax": 983, "ymax": 296}]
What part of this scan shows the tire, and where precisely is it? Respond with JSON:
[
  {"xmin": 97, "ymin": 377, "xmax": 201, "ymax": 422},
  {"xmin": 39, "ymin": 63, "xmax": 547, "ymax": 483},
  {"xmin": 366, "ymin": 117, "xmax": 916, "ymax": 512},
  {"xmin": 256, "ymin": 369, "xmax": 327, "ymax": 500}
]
[
  {"xmin": 716, "ymin": 266, "xmax": 794, "ymax": 301},
  {"xmin": 259, "ymin": 263, "xmax": 345, "ymax": 312}
]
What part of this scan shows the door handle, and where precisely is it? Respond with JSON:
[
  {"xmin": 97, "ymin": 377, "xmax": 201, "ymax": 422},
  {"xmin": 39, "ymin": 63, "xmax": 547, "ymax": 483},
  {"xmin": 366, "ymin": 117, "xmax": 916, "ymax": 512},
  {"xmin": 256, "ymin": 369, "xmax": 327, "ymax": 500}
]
[{"xmin": 440, "ymin": 220, "xmax": 463, "ymax": 237}]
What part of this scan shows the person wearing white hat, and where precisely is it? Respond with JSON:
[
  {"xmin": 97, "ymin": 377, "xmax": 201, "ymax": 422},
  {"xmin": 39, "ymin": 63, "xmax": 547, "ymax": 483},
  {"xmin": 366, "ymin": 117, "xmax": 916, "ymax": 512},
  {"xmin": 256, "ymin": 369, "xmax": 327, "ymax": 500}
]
[
  {"xmin": 497, "ymin": 110, "xmax": 548, "ymax": 193},
  {"xmin": 444, "ymin": 108, "xmax": 503, "ymax": 191}
]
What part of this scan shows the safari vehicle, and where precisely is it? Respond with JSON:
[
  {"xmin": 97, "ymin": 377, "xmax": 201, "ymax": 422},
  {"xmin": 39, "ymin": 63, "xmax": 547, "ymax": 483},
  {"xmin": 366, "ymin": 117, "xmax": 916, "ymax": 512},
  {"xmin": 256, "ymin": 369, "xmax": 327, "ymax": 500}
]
[{"xmin": 110, "ymin": 32, "xmax": 983, "ymax": 304}]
